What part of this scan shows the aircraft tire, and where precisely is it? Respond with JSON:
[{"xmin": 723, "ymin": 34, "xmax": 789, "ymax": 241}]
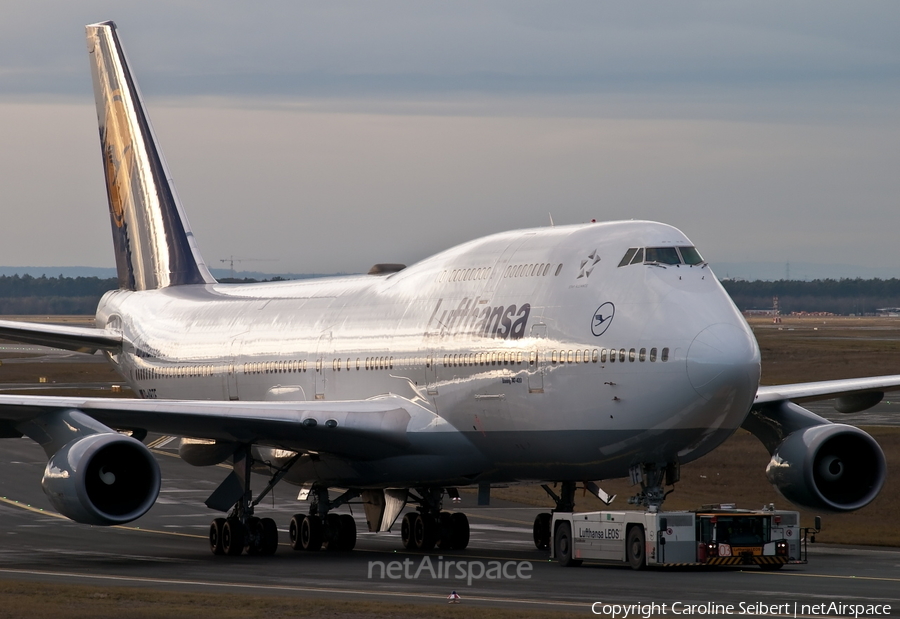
[
  {"xmin": 533, "ymin": 512, "xmax": 551, "ymax": 550},
  {"xmin": 555, "ymin": 521, "xmax": 581, "ymax": 567},
  {"xmin": 401, "ymin": 512, "xmax": 419, "ymax": 549},
  {"xmin": 451, "ymin": 512, "xmax": 470, "ymax": 550},
  {"xmin": 339, "ymin": 514, "xmax": 357, "ymax": 551},
  {"xmin": 223, "ymin": 517, "xmax": 246, "ymax": 556},
  {"xmin": 209, "ymin": 518, "xmax": 226, "ymax": 555},
  {"xmin": 246, "ymin": 517, "xmax": 263, "ymax": 555},
  {"xmin": 627, "ymin": 525, "xmax": 646, "ymax": 570},
  {"xmin": 289, "ymin": 514, "xmax": 306, "ymax": 551},
  {"xmin": 301, "ymin": 514, "xmax": 323, "ymax": 551},
  {"xmin": 414, "ymin": 513, "xmax": 437, "ymax": 551},
  {"xmin": 260, "ymin": 517, "xmax": 279, "ymax": 555},
  {"xmin": 437, "ymin": 512, "xmax": 455, "ymax": 549}
]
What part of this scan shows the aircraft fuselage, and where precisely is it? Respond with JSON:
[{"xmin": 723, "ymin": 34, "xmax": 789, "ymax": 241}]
[{"xmin": 99, "ymin": 220, "xmax": 761, "ymax": 488}]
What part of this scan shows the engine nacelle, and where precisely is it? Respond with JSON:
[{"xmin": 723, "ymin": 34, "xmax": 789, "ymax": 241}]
[
  {"xmin": 766, "ymin": 424, "xmax": 885, "ymax": 512},
  {"xmin": 41, "ymin": 433, "xmax": 161, "ymax": 525}
]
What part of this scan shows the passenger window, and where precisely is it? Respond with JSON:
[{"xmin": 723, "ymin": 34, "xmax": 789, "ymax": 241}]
[
  {"xmin": 555, "ymin": 264, "xmax": 563, "ymax": 276},
  {"xmin": 543, "ymin": 264, "xmax": 551, "ymax": 276},
  {"xmin": 662, "ymin": 348, "xmax": 669, "ymax": 362},
  {"xmin": 609, "ymin": 349, "xmax": 615, "ymax": 363},
  {"xmin": 575, "ymin": 350, "xmax": 581, "ymax": 364},
  {"xmin": 389, "ymin": 356, "xmax": 393, "ymax": 369},
  {"xmin": 567, "ymin": 350, "xmax": 574, "ymax": 364},
  {"xmin": 618, "ymin": 248, "xmax": 638, "ymax": 267},
  {"xmin": 629, "ymin": 348, "xmax": 636, "ymax": 362},
  {"xmin": 600, "ymin": 348, "xmax": 607, "ymax": 362},
  {"xmin": 639, "ymin": 348, "xmax": 646, "ymax": 362},
  {"xmin": 650, "ymin": 348, "xmax": 657, "ymax": 362},
  {"xmin": 551, "ymin": 350, "xmax": 558, "ymax": 364},
  {"xmin": 529, "ymin": 352, "xmax": 535, "ymax": 365},
  {"xmin": 356, "ymin": 358, "xmax": 360, "ymax": 370},
  {"xmin": 619, "ymin": 349, "xmax": 626, "ymax": 362},
  {"xmin": 585, "ymin": 349, "xmax": 591, "ymax": 363}
]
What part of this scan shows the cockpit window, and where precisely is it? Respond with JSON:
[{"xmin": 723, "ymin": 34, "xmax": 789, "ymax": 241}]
[
  {"xmin": 618, "ymin": 248, "xmax": 638, "ymax": 267},
  {"xmin": 630, "ymin": 248, "xmax": 644, "ymax": 265},
  {"xmin": 645, "ymin": 247, "xmax": 680, "ymax": 265},
  {"xmin": 619, "ymin": 245, "xmax": 705, "ymax": 267},
  {"xmin": 678, "ymin": 246, "xmax": 704, "ymax": 265}
]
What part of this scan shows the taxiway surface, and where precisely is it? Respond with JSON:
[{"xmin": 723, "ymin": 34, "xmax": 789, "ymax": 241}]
[{"xmin": 0, "ymin": 436, "xmax": 898, "ymax": 615}]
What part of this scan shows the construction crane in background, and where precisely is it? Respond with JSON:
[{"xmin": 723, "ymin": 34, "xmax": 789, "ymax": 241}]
[{"xmin": 218, "ymin": 257, "xmax": 277, "ymax": 280}]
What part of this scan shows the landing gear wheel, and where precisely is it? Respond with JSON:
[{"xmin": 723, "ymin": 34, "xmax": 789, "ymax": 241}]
[
  {"xmin": 209, "ymin": 518, "xmax": 226, "ymax": 555},
  {"xmin": 437, "ymin": 512, "xmax": 455, "ymax": 550},
  {"xmin": 533, "ymin": 512, "xmax": 551, "ymax": 550},
  {"xmin": 627, "ymin": 526, "xmax": 646, "ymax": 570},
  {"xmin": 301, "ymin": 514, "xmax": 323, "ymax": 551},
  {"xmin": 451, "ymin": 512, "xmax": 470, "ymax": 550},
  {"xmin": 324, "ymin": 513, "xmax": 343, "ymax": 551},
  {"xmin": 246, "ymin": 517, "xmax": 263, "ymax": 555},
  {"xmin": 259, "ymin": 517, "xmax": 278, "ymax": 555},
  {"xmin": 222, "ymin": 517, "xmax": 246, "ymax": 556},
  {"xmin": 289, "ymin": 514, "xmax": 306, "ymax": 551},
  {"xmin": 339, "ymin": 514, "xmax": 357, "ymax": 551},
  {"xmin": 555, "ymin": 521, "xmax": 581, "ymax": 567},
  {"xmin": 401, "ymin": 512, "xmax": 419, "ymax": 550},
  {"xmin": 414, "ymin": 513, "xmax": 437, "ymax": 551}
]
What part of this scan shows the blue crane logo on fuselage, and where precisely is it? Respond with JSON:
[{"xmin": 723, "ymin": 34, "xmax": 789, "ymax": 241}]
[{"xmin": 591, "ymin": 302, "xmax": 615, "ymax": 337}]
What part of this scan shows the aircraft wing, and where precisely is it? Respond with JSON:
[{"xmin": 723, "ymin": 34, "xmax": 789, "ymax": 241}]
[
  {"xmin": 753, "ymin": 374, "xmax": 900, "ymax": 409},
  {"xmin": 0, "ymin": 393, "xmax": 454, "ymax": 459},
  {"xmin": 0, "ymin": 318, "xmax": 121, "ymax": 354}
]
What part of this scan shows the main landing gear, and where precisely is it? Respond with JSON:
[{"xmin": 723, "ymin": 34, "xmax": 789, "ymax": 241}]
[
  {"xmin": 399, "ymin": 487, "xmax": 470, "ymax": 551},
  {"xmin": 288, "ymin": 486, "xmax": 359, "ymax": 552},
  {"xmin": 207, "ymin": 447, "xmax": 360, "ymax": 557},
  {"xmin": 208, "ymin": 446, "xmax": 282, "ymax": 556}
]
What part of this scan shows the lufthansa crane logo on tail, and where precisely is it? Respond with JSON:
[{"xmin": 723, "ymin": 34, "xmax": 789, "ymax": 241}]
[{"xmin": 591, "ymin": 302, "xmax": 615, "ymax": 337}]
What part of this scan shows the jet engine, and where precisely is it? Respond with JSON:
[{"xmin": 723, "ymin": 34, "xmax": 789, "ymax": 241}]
[
  {"xmin": 765, "ymin": 423, "xmax": 885, "ymax": 512},
  {"xmin": 41, "ymin": 432, "xmax": 161, "ymax": 525}
]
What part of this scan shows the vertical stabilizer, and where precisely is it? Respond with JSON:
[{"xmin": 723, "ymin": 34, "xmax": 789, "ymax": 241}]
[{"xmin": 86, "ymin": 21, "xmax": 216, "ymax": 290}]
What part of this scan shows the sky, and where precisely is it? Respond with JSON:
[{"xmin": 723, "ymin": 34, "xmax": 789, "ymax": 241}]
[{"xmin": 1, "ymin": 2, "xmax": 900, "ymax": 276}]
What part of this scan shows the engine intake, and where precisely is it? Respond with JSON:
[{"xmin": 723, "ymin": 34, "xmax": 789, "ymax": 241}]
[
  {"xmin": 766, "ymin": 424, "xmax": 885, "ymax": 512},
  {"xmin": 42, "ymin": 433, "xmax": 161, "ymax": 525}
]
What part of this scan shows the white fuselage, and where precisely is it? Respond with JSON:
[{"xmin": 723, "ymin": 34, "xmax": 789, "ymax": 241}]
[{"xmin": 98, "ymin": 221, "xmax": 761, "ymax": 488}]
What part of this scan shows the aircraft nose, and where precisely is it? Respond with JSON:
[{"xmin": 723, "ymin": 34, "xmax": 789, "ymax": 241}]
[{"xmin": 687, "ymin": 322, "xmax": 760, "ymax": 402}]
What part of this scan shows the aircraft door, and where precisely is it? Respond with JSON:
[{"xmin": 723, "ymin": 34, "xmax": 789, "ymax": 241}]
[
  {"xmin": 426, "ymin": 353, "xmax": 438, "ymax": 396},
  {"xmin": 528, "ymin": 323, "xmax": 546, "ymax": 394},
  {"xmin": 315, "ymin": 331, "xmax": 332, "ymax": 400},
  {"xmin": 226, "ymin": 338, "xmax": 242, "ymax": 400}
]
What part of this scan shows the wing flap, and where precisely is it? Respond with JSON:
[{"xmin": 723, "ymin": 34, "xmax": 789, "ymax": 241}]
[{"xmin": 0, "ymin": 319, "xmax": 121, "ymax": 354}]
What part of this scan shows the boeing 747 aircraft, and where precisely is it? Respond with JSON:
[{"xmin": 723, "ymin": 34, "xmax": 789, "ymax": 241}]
[{"xmin": 0, "ymin": 21, "xmax": 896, "ymax": 559}]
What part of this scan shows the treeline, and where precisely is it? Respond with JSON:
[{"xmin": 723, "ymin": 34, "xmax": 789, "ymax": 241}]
[
  {"xmin": 721, "ymin": 279, "xmax": 900, "ymax": 315},
  {"xmin": 0, "ymin": 274, "xmax": 283, "ymax": 314},
  {"xmin": 1, "ymin": 273, "xmax": 899, "ymax": 316},
  {"xmin": 0, "ymin": 275, "xmax": 117, "ymax": 314}
]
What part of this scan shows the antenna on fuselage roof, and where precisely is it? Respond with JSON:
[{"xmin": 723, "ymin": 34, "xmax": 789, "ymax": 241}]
[{"xmin": 548, "ymin": 213, "xmax": 555, "ymax": 227}]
